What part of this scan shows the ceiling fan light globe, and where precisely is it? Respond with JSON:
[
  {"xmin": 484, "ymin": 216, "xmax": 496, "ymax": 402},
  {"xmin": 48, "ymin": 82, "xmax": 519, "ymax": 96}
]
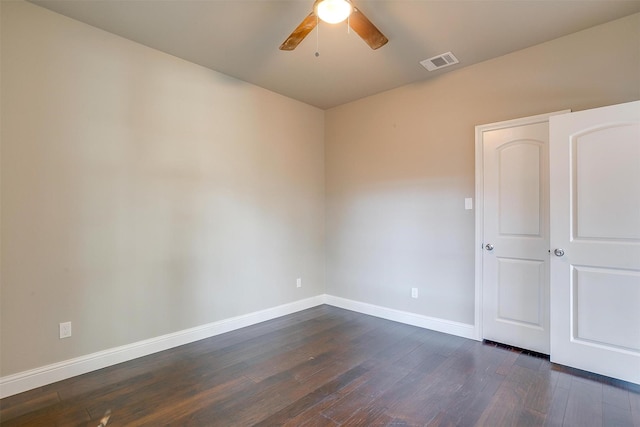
[{"xmin": 315, "ymin": 0, "xmax": 352, "ymax": 24}]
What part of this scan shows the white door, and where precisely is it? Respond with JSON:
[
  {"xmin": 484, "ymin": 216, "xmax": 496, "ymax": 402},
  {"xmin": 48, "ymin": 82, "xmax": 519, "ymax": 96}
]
[
  {"xmin": 478, "ymin": 112, "xmax": 563, "ymax": 354},
  {"xmin": 550, "ymin": 100, "xmax": 640, "ymax": 384}
]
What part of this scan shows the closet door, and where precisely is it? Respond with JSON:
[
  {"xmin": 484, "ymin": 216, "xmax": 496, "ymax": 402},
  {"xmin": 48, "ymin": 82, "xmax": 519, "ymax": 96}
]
[
  {"xmin": 550, "ymin": 100, "xmax": 640, "ymax": 384},
  {"xmin": 478, "ymin": 113, "xmax": 561, "ymax": 354}
]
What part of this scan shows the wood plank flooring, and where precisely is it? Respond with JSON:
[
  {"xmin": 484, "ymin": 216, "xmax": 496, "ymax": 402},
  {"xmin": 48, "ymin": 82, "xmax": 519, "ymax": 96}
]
[{"xmin": 1, "ymin": 305, "xmax": 639, "ymax": 426}]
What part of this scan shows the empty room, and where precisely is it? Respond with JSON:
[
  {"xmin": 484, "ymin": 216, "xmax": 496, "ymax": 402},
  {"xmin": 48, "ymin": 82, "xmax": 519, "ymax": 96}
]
[{"xmin": 1, "ymin": 0, "xmax": 639, "ymax": 425}]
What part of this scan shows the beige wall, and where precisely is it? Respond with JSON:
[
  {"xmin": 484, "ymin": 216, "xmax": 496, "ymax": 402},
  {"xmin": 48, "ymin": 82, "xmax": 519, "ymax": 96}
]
[
  {"xmin": 325, "ymin": 13, "xmax": 640, "ymax": 325},
  {"xmin": 0, "ymin": 1, "xmax": 325, "ymax": 376},
  {"xmin": 2, "ymin": 0, "xmax": 639, "ymax": 380}
]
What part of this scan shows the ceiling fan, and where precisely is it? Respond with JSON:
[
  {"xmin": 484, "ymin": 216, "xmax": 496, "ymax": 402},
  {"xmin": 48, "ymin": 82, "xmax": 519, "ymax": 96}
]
[{"xmin": 279, "ymin": 0, "xmax": 388, "ymax": 51}]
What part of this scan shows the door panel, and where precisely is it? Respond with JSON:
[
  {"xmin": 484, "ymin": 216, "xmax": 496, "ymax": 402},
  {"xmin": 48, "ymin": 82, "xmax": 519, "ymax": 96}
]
[
  {"xmin": 574, "ymin": 125, "xmax": 640, "ymax": 240},
  {"xmin": 550, "ymin": 100, "xmax": 640, "ymax": 384},
  {"xmin": 497, "ymin": 258, "xmax": 545, "ymax": 327},
  {"xmin": 573, "ymin": 267, "xmax": 640, "ymax": 352},
  {"xmin": 481, "ymin": 119, "xmax": 551, "ymax": 354},
  {"xmin": 499, "ymin": 143, "xmax": 541, "ymax": 236}
]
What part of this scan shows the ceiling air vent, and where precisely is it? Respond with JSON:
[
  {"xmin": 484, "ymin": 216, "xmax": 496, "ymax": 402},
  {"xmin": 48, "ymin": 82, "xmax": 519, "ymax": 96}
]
[{"xmin": 420, "ymin": 51, "xmax": 459, "ymax": 71}]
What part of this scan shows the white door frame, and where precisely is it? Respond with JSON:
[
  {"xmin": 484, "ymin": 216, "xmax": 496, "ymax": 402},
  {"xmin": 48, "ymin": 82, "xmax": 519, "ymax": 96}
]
[{"xmin": 474, "ymin": 110, "xmax": 570, "ymax": 341}]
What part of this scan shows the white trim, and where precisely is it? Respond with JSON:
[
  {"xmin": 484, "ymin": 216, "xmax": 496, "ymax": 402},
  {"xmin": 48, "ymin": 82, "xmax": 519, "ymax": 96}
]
[
  {"xmin": 2, "ymin": 294, "xmax": 481, "ymax": 398},
  {"xmin": 324, "ymin": 295, "xmax": 476, "ymax": 340},
  {"xmin": 0, "ymin": 295, "xmax": 325, "ymax": 398},
  {"xmin": 474, "ymin": 110, "xmax": 570, "ymax": 343}
]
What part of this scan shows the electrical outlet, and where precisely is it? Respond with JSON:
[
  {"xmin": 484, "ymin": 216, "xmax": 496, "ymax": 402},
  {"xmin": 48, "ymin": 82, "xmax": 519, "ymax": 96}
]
[
  {"xmin": 296, "ymin": 278, "xmax": 302, "ymax": 288},
  {"xmin": 59, "ymin": 321, "xmax": 72, "ymax": 339},
  {"xmin": 411, "ymin": 288, "xmax": 418, "ymax": 299}
]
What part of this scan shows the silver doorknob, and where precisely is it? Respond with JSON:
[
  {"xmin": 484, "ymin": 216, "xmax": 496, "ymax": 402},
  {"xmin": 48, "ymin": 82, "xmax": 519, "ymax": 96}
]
[
  {"xmin": 554, "ymin": 248, "xmax": 565, "ymax": 257},
  {"xmin": 485, "ymin": 243, "xmax": 494, "ymax": 251}
]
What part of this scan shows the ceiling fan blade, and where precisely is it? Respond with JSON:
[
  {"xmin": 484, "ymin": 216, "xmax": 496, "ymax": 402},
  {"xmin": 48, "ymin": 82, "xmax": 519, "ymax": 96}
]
[
  {"xmin": 349, "ymin": 7, "xmax": 388, "ymax": 50},
  {"xmin": 280, "ymin": 12, "xmax": 317, "ymax": 51}
]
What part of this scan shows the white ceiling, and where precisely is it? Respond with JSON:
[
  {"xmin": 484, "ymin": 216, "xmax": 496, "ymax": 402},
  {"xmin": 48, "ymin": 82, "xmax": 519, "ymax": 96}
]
[{"xmin": 29, "ymin": 0, "xmax": 640, "ymax": 109}]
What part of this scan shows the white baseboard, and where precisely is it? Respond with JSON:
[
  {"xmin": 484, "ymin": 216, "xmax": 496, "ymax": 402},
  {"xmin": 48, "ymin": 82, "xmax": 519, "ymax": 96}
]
[
  {"xmin": 324, "ymin": 295, "xmax": 477, "ymax": 340},
  {"xmin": 1, "ymin": 294, "xmax": 478, "ymax": 399},
  {"xmin": 0, "ymin": 295, "xmax": 325, "ymax": 399}
]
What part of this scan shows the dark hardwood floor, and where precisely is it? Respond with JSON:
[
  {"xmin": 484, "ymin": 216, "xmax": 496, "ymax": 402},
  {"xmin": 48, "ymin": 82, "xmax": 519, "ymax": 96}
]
[{"xmin": 1, "ymin": 305, "xmax": 639, "ymax": 426}]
